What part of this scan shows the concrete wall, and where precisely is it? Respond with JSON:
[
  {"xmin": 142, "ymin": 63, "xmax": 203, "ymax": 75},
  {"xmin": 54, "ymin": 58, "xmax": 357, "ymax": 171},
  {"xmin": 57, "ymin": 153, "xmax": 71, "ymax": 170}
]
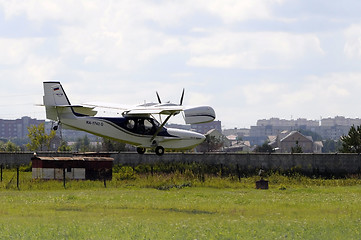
[
  {"xmin": 111, "ymin": 152, "xmax": 361, "ymax": 175},
  {"xmin": 0, "ymin": 152, "xmax": 72, "ymax": 167},
  {"xmin": 1, "ymin": 152, "xmax": 361, "ymax": 175}
]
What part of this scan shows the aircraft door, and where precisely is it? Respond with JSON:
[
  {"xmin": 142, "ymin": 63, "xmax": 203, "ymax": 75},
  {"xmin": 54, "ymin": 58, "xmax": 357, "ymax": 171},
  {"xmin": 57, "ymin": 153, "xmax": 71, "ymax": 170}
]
[
  {"xmin": 124, "ymin": 118, "xmax": 157, "ymax": 135},
  {"xmin": 143, "ymin": 119, "xmax": 157, "ymax": 135}
]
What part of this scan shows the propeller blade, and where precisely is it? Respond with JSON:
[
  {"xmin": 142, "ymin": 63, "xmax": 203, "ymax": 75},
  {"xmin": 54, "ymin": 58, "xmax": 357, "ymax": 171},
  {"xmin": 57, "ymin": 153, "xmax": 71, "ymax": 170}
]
[
  {"xmin": 180, "ymin": 88, "xmax": 185, "ymax": 105},
  {"xmin": 156, "ymin": 91, "xmax": 162, "ymax": 104}
]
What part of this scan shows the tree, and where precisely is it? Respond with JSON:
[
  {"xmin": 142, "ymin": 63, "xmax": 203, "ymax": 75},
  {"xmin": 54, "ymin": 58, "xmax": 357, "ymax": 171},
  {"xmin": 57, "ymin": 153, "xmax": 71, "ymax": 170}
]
[
  {"xmin": 0, "ymin": 140, "xmax": 21, "ymax": 152},
  {"xmin": 291, "ymin": 141, "xmax": 303, "ymax": 153},
  {"xmin": 74, "ymin": 135, "xmax": 91, "ymax": 152},
  {"xmin": 58, "ymin": 140, "xmax": 72, "ymax": 152},
  {"xmin": 322, "ymin": 139, "xmax": 341, "ymax": 153},
  {"xmin": 197, "ymin": 135, "xmax": 223, "ymax": 152},
  {"xmin": 340, "ymin": 125, "xmax": 361, "ymax": 153},
  {"xmin": 26, "ymin": 123, "xmax": 56, "ymax": 151},
  {"xmin": 101, "ymin": 138, "xmax": 127, "ymax": 152},
  {"xmin": 254, "ymin": 141, "xmax": 273, "ymax": 153}
]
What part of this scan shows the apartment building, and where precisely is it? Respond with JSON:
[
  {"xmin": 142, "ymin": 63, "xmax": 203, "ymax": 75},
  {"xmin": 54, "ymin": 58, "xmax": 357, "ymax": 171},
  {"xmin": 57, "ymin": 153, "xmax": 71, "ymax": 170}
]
[
  {"xmin": 248, "ymin": 116, "xmax": 360, "ymax": 145},
  {"xmin": 0, "ymin": 117, "xmax": 44, "ymax": 139}
]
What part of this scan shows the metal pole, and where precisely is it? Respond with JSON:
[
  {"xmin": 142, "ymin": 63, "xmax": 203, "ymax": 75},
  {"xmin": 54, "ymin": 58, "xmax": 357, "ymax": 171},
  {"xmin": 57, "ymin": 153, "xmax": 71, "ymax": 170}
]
[
  {"xmin": 102, "ymin": 168, "xmax": 106, "ymax": 188},
  {"xmin": 236, "ymin": 164, "xmax": 241, "ymax": 181},
  {"xmin": 16, "ymin": 167, "xmax": 19, "ymax": 190},
  {"xmin": 1, "ymin": 164, "xmax": 3, "ymax": 182},
  {"xmin": 63, "ymin": 168, "xmax": 66, "ymax": 189}
]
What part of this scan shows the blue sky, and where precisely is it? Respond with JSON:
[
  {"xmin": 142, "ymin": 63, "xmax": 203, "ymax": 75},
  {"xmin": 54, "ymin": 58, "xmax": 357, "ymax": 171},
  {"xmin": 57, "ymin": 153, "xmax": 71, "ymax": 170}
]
[{"xmin": 1, "ymin": 0, "xmax": 361, "ymax": 128}]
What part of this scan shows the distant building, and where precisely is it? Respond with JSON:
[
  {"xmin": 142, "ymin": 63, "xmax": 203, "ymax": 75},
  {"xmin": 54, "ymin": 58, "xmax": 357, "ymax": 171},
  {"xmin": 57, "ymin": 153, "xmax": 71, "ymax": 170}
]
[
  {"xmin": 269, "ymin": 131, "xmax": 323, "ymax": 153},
  {"xmin": 224, "ymin": 135, "xmax": 252, "ymax": 152},
  {"xmin": 316, "ymin": 116, "xmax": 361, "ymax": 140},
  {"xmin": 222, "ymin": 128, "xmax": 250, "ymax": 139},
  {"xmin": 191, "ymin": 120, "xmax": 222, "ymax": 134},
  {"xmin": 321, "ymin": 116, "xmax": 361, "ymax": 127},
  {"xmin": 249, "ymin": 116, "xmax": 361, "ymax": 144},
  {"xmin": 257, "ymin": 118, "xmax": 319, "ymax": 128},
  {"xmin": 251, "ymin": 118, "xmax": 319, "ymax": 139},
  {"xmin": 0, "ymin": 116, "xmax": 44, "ymax": 139}
]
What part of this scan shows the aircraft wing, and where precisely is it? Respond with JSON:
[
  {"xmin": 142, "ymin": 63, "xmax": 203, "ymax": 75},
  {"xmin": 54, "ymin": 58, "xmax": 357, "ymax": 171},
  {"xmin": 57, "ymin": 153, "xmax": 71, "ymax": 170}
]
[
  {"xmin": 124, "ymin": 108, "xmax": 182, "ymax": 116},
  {"xmin": 83, "ymin": 102, "xmax": 215, "ymax": 124},
  {"xmin": 83, "ymin": 101, "xmax": 184, "ymax": 116},
  {"xmin": 83, "ymin": 102, "xmax": 130, "ymax": 111}
]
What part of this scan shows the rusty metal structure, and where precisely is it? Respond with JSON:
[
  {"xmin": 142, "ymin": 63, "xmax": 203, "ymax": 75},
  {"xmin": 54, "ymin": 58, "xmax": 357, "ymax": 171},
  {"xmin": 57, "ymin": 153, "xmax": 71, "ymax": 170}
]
[{"xmin": 32, "ymin": 156, "xmax": 113, "ymax": 180}]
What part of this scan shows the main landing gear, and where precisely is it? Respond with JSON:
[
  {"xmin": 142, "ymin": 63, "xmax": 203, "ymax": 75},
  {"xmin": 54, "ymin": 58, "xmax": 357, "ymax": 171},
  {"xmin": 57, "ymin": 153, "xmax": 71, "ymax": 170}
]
[
  {"xmin": 136, "ymin": 146, "xmax": 165, "ymax": 156},
  {"xmin": 136, "ymin": 147, "xmax": 146, "ymax": 154}
]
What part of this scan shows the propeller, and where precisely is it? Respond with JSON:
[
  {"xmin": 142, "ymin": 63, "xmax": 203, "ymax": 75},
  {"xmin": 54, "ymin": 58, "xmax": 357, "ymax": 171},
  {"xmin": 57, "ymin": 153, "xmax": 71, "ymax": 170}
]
[
  {"xmin": 180, "ymin": 88, "xmax": 185, "ymax": 106},
  {"xmin": 156, "ymin": 88, "xmax": 185, "ymax": 105},
  {"xmin": 156, "ymin": 91, "xmax": 162, "ymax": 104}
]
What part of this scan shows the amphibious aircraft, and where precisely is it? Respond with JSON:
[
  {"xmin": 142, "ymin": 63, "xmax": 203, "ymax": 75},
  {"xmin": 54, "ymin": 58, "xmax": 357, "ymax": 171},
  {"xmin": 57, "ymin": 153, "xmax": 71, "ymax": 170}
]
[{"xmin": 43, "ymin": 81, "xmax": 216, "ymax": 155}]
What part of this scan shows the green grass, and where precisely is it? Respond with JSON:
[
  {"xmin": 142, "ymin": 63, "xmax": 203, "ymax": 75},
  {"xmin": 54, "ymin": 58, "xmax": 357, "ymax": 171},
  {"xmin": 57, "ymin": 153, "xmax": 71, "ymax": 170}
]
[{"xmin": 0, "ymin": 171, "xmax": 361, "ymax": 239}]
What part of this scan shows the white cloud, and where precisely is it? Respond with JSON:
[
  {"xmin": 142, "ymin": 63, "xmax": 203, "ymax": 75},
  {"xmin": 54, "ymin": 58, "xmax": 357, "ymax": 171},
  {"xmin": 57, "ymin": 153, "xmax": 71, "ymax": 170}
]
[
  {"xmin": 187, "ymin": 92, "xmax": 213, "ymax": 106},
  {"xmin": 0, "ymin": 38, "xmax": 44, "ymax": 65},
  {"xmin": 344, "ymin": 22, "xmax": 361, "ymax": 59},
  {"xmin": 0, "ymin": 0, "xmax": 360, "ymax": 129},
  {"xmin": 0, "ymin": 0, "xmax": 100, "ymax": 22},
  {"xmin": 186, "ymin": 31, "xmax": 324, "ymax": 69},
  {"xmin": 241, "ymin": 82, "xmax": 284, "ymax": 105},
  {"xmin": 270, "ymin": 73, "xmax": 361, "ymax": 119},
  {"xmin": 200, "ymin": 0, "xmax": 285, "ymax": 23},
  {"xmin": 0, "ymin": 1, "xmax": 297, "ymax": 72},
  {"xmin": 214, "ymin": 72, "xmax": 361, "ymax": 128}
]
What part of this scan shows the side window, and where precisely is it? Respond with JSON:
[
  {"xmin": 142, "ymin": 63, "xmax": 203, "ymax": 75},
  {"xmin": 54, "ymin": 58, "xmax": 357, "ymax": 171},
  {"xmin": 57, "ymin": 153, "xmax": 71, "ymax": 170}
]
[
  {"xmin": 124, "ymin": 118, "xmax": 158, "ymax": 135},
  {"xmin": 144, "ymin": 119, "xmax": 154, "ymax": 134},
  {"xmin": 126, "ymin": 119, "xmax": 135, "ymax": 130}
]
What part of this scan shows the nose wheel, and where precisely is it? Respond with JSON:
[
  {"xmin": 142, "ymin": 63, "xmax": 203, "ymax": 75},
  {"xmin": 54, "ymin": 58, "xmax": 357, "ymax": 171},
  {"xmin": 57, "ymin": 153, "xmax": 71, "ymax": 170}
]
[
  {"xmin": 52, "ymin": 121, "xmax": 61, "ymax": 131},
  {"xmin": 155, "ymin": 146, "xmax": 165, "ymax": 156}
]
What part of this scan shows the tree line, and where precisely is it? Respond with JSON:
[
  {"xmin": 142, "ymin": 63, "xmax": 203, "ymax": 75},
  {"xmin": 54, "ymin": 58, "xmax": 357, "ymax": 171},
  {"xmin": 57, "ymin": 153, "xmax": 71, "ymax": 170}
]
[
  {"xmin": 1, "ymin": 123, "xmax": 361, "ymax": 153},
  {"xmin": 0, "ymin": 123, "xmax": 128, "ymax": 152}
]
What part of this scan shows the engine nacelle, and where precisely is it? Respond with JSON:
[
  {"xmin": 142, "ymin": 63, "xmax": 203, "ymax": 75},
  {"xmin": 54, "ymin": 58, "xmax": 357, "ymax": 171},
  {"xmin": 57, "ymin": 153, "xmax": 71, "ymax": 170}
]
[{"xmin": 184, "ymin": 106, "xmax": 216, "ymax": 124}]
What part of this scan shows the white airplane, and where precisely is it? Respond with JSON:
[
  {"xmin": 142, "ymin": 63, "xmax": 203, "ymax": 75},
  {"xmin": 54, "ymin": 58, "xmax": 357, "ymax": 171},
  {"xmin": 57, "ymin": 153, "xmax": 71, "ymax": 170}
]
[{"xmin": 43, "ymin": 81, "xmax": 216, "ymax": 155}]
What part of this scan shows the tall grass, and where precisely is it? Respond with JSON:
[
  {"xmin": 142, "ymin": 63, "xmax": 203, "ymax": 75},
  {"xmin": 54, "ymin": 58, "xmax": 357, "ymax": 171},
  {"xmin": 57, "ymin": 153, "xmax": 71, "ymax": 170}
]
[
  {"xmin": 0, "ymin": 184, "xmax": 361, "ymax": 239},
  {"xmin": 1, "ymin": 166, "xmax": 361, "ymax": 239},
  {"xmin": 1, "ymin": 167, "xmax": 361, "ymax": 191}
]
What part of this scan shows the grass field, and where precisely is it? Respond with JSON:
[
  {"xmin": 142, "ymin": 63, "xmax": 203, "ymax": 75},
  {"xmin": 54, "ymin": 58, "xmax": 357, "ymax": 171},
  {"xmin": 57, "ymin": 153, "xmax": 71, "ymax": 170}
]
[{"xmin": 0, "ymin": 171, "xmax": 361, "ymax": 239}]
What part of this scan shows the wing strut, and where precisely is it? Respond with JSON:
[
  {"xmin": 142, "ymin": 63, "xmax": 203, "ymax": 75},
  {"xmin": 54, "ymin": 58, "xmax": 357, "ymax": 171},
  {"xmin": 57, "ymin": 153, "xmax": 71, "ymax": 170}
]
[{"xmin": 151, "ymin": 113, "xmax": 174, "ymax": 142}]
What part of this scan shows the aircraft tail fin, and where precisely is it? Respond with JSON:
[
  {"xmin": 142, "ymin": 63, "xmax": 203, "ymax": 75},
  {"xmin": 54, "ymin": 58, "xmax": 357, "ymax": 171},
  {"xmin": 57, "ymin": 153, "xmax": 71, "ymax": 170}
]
[
  {"xmin": 43, "ymin": 81, "xmax": 74, "ymax": 121},
  {"xmin": 43, "ymin": 81, "xmax": 97, "ymax": 121},
  {"xmin": 43, "ymin": 81, "xmax": 71, "ymax": 106}
]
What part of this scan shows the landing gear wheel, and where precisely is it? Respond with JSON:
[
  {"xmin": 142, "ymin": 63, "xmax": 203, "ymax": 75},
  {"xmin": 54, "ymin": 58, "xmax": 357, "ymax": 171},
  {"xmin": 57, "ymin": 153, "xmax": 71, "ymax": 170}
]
[
  {"xmin": 136, "ymin": 147, "xmax": 146, "ymax": 154},
  {"xmin": 155, "ymin": 146, "xmax": 165, "ymax": 156}
]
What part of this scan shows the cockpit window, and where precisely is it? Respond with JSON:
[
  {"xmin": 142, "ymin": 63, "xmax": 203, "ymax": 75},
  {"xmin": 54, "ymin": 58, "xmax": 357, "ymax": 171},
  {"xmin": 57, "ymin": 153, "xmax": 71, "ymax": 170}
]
[
  {"xmin": 124, "ymin": 117, "xmax": 161, "ymax": 135},
  {"xmin": 152, "ymin": 118, "xmax": 160, "ymax": 127},
  {"xmin": 126, "ymin": 119, "xmax": 135, "ymax": 129},
  {"xmin": 143, "ymin": 119, "xmax": 153, "ymax": 133}
]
